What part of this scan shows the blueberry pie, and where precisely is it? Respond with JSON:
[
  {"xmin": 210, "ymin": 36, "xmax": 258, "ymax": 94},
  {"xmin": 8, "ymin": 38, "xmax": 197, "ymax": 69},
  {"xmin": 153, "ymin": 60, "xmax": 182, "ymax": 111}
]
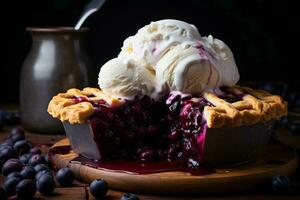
[{"xmin": 48, "ymin": 20, "xmax": 287, "ymax": 167}]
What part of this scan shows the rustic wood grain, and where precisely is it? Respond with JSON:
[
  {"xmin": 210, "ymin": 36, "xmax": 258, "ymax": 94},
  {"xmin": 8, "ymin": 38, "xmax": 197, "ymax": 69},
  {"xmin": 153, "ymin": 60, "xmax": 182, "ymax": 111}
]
[
  {"xmin": 35, "ymin": 187, "xmax": 87, "ymax": 200},
  {"xmin": 51, "ymin": 138, "xmax": 298, "ymax": 195}
]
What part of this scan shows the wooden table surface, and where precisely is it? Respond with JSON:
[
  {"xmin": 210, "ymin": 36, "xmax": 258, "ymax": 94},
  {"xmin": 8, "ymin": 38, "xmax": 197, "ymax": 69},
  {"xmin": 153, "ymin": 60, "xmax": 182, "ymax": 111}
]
[{"xmin": 1, "ymin": 126, "xmax": 300, "ymax": 200}]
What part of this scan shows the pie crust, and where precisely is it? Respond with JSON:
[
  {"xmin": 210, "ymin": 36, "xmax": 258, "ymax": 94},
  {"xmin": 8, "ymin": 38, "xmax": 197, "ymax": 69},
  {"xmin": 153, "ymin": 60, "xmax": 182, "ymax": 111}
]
[{"xmin": 47, "ymin": 86, "xmax": 287, "ymax": 128}]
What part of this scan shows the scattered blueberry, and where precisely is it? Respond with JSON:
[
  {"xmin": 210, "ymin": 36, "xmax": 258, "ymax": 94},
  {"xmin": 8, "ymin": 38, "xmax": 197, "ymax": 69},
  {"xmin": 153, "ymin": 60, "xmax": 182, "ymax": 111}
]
[
  {"xmin": 0, "ymin": 186, "xmax": 8, "ymax": 200},
  {"xmin": 34, "ymin": 164, "xmax": 49, "ymax": 173},
  {"xmin": 271, "ymin": 175, "xmax": 291, "ymax": 193},
  {"xmin": 3, "ymin": 177, "xmax": 21, "ymax": 197},
  {"xmin": 19, "ymin": 153, "xmax": 32, "ymax": 165},
  {"xmin": 2, "ymin": 159, "xmax": 23, "ymax": 176},
  {"xmin": 36, "ymin": 174, "xmax": 56, "ymax": 195},
  {"xmin": 7, "ymin": 172, "xmax": 23, "ymax": 180},
  {"xmin": 30, "ymin": 147, "xmax": 41, "ymax": 155},
  {"xmin": 89, "ymin": 179, "xmax": 108, "ymax": 199},
  {"xmin": 28, "ymin": 154, "xmax": 47, "ymax": 166},
  {"xmin": 56, "ymin": 167, "xmax": 75, "ymax": 187},
  {"xmin": 13, "ymin": 140, "xmax": 30, "ymax": 155},
  {"xmin": 16, "ymin": 179, "xmax": 36, "ymax": 199},
  {"xmin": 20, "ymin": 166, "xmax": 36, "ymax": 180},
  {"xmin": 120, "ymin": 193, "xmax": 140, "ymax": 200}
]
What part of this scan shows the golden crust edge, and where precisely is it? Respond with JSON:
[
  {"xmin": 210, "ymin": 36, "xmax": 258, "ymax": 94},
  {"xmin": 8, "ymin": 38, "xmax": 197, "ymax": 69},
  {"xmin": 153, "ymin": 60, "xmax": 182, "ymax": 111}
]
[{"xmin": 47, "ymin": 87, "xmax": 288, "ymax": 127}]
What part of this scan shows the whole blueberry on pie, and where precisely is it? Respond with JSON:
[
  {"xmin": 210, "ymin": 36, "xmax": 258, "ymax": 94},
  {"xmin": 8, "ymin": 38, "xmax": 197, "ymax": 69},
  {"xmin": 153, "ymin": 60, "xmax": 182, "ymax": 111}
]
[{"xmin": 48, "ymin": 20, "xmax": 287, "ymax": 168}]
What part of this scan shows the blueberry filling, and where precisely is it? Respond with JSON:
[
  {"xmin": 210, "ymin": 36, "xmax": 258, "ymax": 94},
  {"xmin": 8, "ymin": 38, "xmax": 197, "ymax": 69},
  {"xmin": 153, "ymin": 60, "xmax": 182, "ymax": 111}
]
[
  {"xmin": 80, "ymin": 88, "xmax": 243, "ymax": 168},
  {"xmin": 87, "ymin": 96, "xmax": 168, "ymax": 162}
]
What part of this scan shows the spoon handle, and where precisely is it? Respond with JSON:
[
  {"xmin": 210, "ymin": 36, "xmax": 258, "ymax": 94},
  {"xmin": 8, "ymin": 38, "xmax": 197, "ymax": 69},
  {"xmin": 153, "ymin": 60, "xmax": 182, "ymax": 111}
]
[{"xmin": 75, "ymin": 0, "xmax": 106, "ymax": 30}]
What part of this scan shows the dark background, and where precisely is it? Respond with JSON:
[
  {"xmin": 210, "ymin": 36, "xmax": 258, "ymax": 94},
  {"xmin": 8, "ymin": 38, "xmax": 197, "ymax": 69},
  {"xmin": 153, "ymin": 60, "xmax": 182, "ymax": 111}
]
[{"xmin": 1, "ymin": 0, "xmax": 299, "ymax": 103}]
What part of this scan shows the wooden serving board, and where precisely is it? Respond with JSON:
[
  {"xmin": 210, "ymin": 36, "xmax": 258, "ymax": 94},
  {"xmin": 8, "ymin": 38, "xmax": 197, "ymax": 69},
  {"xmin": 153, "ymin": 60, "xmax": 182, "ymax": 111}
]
[{"xmin": 50, "ymin": 138, "xmax": 298, "ymax": 195}]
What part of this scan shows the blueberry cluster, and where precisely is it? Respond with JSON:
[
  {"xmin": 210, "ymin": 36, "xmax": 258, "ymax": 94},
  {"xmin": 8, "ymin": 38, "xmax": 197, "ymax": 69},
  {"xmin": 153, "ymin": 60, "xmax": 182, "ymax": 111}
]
[
  {"xmin": 0, "ymin": 128, "xmax": 139, "ymax": 199},
  {"xmin": 0, "ymin": 127, "xmax": 76, "ymax": 199},
  {"xmin": 88, "ymin": 179, "xmax": 139, "ymax": 200}
]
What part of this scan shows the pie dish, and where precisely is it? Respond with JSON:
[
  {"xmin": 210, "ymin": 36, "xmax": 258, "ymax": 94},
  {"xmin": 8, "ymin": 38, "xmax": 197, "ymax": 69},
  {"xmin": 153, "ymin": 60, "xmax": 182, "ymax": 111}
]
[{"xmin": 47, "ymin": 20, "xmax": 287, "ymax": 167}]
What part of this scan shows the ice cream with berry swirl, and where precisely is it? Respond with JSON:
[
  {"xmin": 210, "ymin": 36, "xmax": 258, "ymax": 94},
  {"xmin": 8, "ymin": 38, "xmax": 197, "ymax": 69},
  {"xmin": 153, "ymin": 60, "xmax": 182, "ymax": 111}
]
[{"xmin": 98, "ymin": 19, "xmax": 239, "ymax": 100}]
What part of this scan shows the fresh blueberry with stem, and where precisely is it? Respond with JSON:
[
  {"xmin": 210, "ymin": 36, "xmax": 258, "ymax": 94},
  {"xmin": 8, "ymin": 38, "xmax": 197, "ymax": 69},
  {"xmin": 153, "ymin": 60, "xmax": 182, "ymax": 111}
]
[
  {"xmin": 89, "ymin": 179, "xmax": 108, "ymax": 199},
  {"xmin": 56, "ymin": 167, "xmax": 75, "ymax": 186},
  {"xmin": 20, "ymin": 166, "xmax": 36, "ymax": 180},
  {"xmin": 271, "ymin": 175, "xmax": 291, "ymax": 193},
  {"xmin": 3, "ymin": 177, "xmax": 21, "ymax": 197},
  {"xmin": 16, "ymin": 179, "xmax": 36, "ymax": 199},
  {"xmin": 36, "ymin": 174, "xmax": 56, "ymax": 195},
  {"xmin": 120, "ymin": 193, "xmax": 140, "ymax": 200}
]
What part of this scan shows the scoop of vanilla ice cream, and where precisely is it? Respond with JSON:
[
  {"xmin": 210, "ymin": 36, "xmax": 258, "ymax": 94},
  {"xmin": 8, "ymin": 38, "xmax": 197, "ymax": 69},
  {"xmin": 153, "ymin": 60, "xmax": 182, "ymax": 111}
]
[
  {"xmin": 98, "ymin": 19, "xmax": 240, "ymax": 100},
  {"xmin": 98, "ymin": 58, "xmax": 155, "ymax": 100},
  {"xmin": 119, "ymin": 19, "xmax": 202, "ymax": 68},
  {"xmin": 155, "ymin": 43, "xmax": 221, "ymax": 95},
  {"xmin": 203, "ymin": 35, "xmax": 239, "ymax": 86}
]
